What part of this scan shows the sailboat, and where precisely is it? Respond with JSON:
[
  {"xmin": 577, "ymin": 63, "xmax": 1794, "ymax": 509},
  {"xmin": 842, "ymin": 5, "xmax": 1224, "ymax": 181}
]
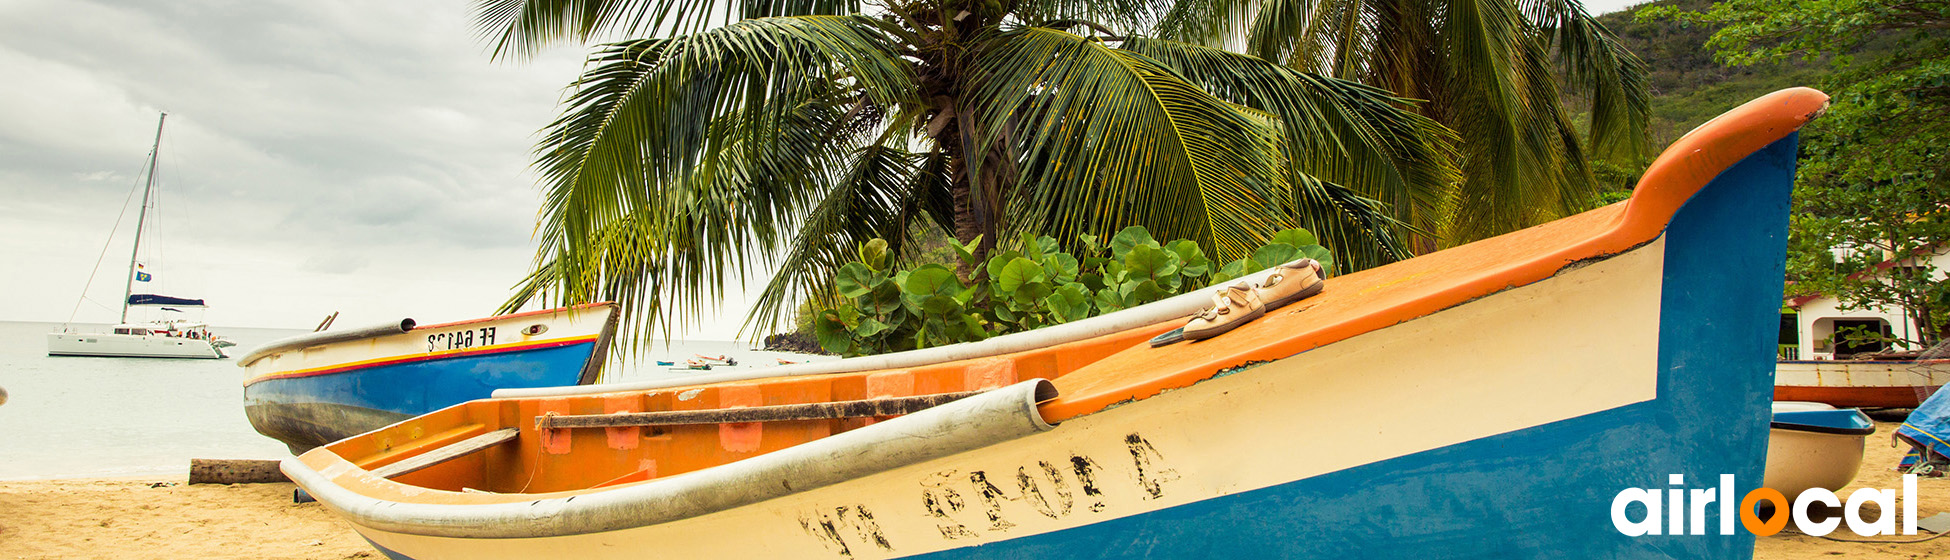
[{"xmin": 47, "ymin": 113, "xmax": 231, "ymax": 359}]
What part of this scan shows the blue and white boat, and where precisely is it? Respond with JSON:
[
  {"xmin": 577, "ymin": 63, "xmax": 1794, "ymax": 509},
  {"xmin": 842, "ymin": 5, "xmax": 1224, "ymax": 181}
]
[
  {"xmin": 239, "ymin": 303, "xmax": 618, "ymax": 453},
  {"xmin": 283, "ymin": 89, "xmax": 1825, "ymax": 559}
]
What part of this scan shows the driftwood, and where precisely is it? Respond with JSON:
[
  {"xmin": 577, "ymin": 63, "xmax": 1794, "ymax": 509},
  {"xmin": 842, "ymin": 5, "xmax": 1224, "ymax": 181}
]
[{"xmin": 188, "ymin": 458, "xmax": 288, "ymax": 484}]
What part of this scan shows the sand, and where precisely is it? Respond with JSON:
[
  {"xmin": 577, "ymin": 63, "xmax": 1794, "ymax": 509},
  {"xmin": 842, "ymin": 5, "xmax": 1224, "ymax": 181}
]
[
  {"xmin": 0, "ymin": 421, "xmax": 1942, "ymax": 559},
  {"xmin": 1754, "ymin": 420, "xmax": 1950, "ymax": 559},
  {"xmin": 0, "ymin": 477, "xmax": 370, "ymax": 559}
]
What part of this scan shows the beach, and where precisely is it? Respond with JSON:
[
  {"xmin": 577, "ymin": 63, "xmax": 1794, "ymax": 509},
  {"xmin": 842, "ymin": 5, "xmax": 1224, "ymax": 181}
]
[{"xmin": 0, "ymin": 421, "xmax": 1940, "ymax": 559}]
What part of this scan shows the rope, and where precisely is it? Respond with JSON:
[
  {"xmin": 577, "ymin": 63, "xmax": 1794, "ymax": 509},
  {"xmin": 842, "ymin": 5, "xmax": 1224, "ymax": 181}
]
[{"xmin": 64, "ymin": 158, "xmax": 151, "ymax": 327}]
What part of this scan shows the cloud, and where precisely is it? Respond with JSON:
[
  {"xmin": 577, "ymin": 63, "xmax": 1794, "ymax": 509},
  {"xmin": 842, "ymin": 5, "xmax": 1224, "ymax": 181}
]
[{"xmin": 0, "ymin": 0, "xmax": 697, "ymax": 332}]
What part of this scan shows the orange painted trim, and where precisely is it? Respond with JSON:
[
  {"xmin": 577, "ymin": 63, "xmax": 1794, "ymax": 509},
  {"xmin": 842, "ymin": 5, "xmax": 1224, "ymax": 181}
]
[
  {"xmin": 1774, "ymin": 386, "xmax": 1925, "ymax": 408},
  {"xmin": 1035, "ymin": 88, "xmax": 1829, "ymax": 422},
  {"xmin": 242, "ymin": 335, "xmax": 600, "ymax": 387},
  {"xmin": 412, "ymin": 302, "xmax": 615, "ymax": 331}
]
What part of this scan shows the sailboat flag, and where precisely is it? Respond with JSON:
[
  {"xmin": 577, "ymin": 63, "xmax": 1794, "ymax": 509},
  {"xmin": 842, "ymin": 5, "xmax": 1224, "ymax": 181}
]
[{"xmin": 136, "ymin": 272, "xmax": 152, "ymax": 282}]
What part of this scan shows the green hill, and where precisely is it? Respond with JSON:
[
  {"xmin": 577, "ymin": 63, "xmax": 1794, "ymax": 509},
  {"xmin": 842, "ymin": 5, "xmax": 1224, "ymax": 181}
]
[{"xmin": 1597, "ymin": 0, "xmax": 1830, "ymax": 148}]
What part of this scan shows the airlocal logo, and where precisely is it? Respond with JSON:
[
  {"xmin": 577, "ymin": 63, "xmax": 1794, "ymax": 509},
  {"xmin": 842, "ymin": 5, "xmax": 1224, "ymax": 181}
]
[{"xmin": 1611, "ymin": 474, "xmax": 1922, "ymax": 537}]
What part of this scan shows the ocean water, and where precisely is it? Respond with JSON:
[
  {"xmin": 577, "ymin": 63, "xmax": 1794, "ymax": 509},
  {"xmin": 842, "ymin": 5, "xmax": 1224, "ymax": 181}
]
[{"xmin": 0, "ymin": 321, "xmax": 825, "ymax": 480}]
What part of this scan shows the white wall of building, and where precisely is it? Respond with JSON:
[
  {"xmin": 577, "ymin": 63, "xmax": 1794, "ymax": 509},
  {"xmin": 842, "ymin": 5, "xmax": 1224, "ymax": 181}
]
[{"xmin": 1790, "ymin": 248, "xmax": 1949, "ymax": 359}]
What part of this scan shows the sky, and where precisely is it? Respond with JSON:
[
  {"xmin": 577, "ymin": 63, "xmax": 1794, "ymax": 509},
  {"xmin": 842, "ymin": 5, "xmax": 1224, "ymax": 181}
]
[{"xmin": 0, "ymin": 0, "xmax": 1649, "ymax": 338}]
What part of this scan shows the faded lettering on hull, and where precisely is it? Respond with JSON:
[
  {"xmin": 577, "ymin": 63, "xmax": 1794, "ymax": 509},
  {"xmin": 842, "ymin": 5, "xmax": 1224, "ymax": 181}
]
[{"xmin": 800, "ymin": 432, "xmax": 1175, "ymax": 557}]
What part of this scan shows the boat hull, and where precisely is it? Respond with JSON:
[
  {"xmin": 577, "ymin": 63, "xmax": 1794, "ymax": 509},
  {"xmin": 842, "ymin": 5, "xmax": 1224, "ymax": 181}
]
[
  {"xmin": 1773, "ymin": 360, "xmax": 1948, "ymax": 407},
  {"xmin": 46, "ymin": 332, "xmax": 224, "ymax": 358},
  {"xmin": 242, "ymin": 305, "xmax": 616, "ymax": 453},
  {"xmin": 315, "ymin": 131, "xmax": 1795, "ymax": 560},
  {"xmin": 1764, "ymin": 406, "xmax": 1873, "ymax": 498},
  {"xmin": 288, "ymin": 89, "xmax": 1825, "ymax": 560}
]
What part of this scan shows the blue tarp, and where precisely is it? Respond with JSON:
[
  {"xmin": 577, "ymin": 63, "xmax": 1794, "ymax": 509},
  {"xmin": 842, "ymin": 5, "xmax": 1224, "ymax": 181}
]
[
  {"xmin": 126, "ymin": 294, "xmax": 205, "ymax": 307},
  {"xmin": 1898, "ymin": 387, "xmax": 1950, "ymax": 465}
]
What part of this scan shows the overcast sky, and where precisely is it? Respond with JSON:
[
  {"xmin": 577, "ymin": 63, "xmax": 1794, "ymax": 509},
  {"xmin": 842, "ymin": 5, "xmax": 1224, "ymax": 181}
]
[{"xmin": 0, "ymin": 0, "xmax": 1649, "ymax": 338}]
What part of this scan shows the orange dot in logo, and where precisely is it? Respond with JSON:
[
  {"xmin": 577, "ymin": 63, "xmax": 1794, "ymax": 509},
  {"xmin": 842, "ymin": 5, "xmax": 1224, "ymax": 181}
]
[{"xmin": 1740, "ymin": 488, "xmax": 1789, "ymax": 536}]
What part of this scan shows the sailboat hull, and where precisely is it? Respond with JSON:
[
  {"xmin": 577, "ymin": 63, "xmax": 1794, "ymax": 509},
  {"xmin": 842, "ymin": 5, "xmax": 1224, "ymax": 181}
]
[{"xmin": 46, "ymin": 332, "xmax": 224, "ymax": 359}]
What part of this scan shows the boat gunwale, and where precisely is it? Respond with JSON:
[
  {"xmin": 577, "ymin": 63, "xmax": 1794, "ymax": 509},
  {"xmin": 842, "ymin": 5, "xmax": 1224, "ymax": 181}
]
[
  {"xmin": 237, "ymin": 303, "xmax": 618, "ymax": 369},
  {"xmin": 283, "ymin": 379, "xmax": 1058, "ymax": 538}
]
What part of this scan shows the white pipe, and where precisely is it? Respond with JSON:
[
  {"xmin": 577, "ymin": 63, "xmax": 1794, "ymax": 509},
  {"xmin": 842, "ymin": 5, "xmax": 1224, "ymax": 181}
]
[
  {"xmin": 284, "ymin": 379, "xmax": 1056, "ymax": 538},
  {"xmin": 492, "ymin": 267, "xmax": 1279, "ymax": 399}
]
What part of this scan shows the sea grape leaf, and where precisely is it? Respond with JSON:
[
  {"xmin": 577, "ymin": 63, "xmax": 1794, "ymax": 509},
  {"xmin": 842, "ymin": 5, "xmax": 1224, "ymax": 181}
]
[
  {"xmin": 1251, "ymin": 243, "xmax": 1300, "ymax": 271},
  {"xmin": 996, "ymin": 257, "xmax": 1046, "ymax": 294},
  {"xmin": 859, "ymin": 238, "xmax": 889, "ymax": 271},
  {"xmin": 1109, "ymin": 225, "xmax": 1158, "ymax": 260},
  {"xmin": 1270, "ymin": 228, "xmax": 1317, "ymax": 248},
  {"xmin": 835, "ymin": 262, "xmax": 877, "ymax": 298}
]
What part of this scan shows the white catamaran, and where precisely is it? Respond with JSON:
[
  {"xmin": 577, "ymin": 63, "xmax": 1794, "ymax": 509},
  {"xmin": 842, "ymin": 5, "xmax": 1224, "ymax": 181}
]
[{"xmin": 48, "ymin": 113, "xmax": 232, "ymax": 359}]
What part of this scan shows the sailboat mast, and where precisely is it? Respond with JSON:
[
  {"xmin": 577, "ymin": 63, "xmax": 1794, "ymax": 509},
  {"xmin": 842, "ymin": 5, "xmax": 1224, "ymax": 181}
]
[{"xmin": 121, "ymin": 112, "xmax": 166, "ymax": 324}]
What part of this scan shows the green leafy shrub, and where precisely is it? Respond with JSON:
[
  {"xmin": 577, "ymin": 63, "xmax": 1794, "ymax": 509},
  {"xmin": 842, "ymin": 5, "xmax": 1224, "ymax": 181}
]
[{"xmin": 813, "ymin": 226, "xmax": 1334, "ymax": 357}]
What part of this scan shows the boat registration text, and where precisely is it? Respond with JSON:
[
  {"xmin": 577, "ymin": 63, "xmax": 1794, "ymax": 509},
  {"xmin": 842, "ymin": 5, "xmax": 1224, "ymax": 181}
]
[{"xmin": 427, "ymin": 327, "xmax": 497, "ymax": 352}]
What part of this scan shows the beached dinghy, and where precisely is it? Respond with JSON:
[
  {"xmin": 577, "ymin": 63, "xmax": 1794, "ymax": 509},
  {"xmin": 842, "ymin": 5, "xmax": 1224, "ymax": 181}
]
[
  {"xmin": 287, "ymin": 89, "xmax": 1826, "ymax": 559},
  {"xmin": 240, "ymin": 303, "xmax": 618, "ymax": 453},
  {"xmin": 1765, "ymin": 402, "xmax": 1876, "ymax": 497}
]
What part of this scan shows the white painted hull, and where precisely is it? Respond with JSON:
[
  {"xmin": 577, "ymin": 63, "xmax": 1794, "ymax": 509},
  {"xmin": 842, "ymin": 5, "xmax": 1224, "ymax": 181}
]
[
  {"xmin": 1763, "ymin": 428, "xmax": 1866, "ymax": 498},
  {"xmin": 1774, "ymin": 359, "xmax": 1949, "ymax": 407},
  {"xmin": 47, "ymin": 332, "xmax": 224, "ymax": 359}
]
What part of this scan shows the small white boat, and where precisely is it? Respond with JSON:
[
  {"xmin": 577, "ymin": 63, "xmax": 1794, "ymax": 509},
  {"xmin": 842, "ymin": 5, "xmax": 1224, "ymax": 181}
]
[
  {"xmin": 47, "ymin": 113, "xmax": 230, "ymax": 359},
  {"xmin": 1765, "ymin": 401, "xmax": 1876, "ymax": 497},
  {"xmin": 693, "ymin": 354, "xmax": 737, "ymax": 366}
]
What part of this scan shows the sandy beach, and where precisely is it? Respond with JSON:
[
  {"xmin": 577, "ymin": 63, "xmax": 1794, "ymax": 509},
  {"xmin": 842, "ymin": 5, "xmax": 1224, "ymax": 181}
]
[
  {"xmin": 0, "ymin": 421, "xmax": 1942, "ymax": 559},
  {"xmin": 0, "ymin": 477, "xmax": 369, "ymax": 559}
]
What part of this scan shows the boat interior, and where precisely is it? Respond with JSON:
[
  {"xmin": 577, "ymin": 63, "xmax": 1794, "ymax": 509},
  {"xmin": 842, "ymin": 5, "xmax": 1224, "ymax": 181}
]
[{"xmin": 312, "ymin": 87, "xmax": 1829, "ymax": 499}]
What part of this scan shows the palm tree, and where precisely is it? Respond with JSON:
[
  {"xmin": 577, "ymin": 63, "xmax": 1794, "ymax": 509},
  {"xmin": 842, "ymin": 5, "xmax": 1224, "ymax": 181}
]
[
  {"xmin": 482, "ymin": 0, "xmax": 1462, "ymax": 342},
  {"xmin": 1155, "ymin": 0, "xmax": 1650, "ymax": 244}
]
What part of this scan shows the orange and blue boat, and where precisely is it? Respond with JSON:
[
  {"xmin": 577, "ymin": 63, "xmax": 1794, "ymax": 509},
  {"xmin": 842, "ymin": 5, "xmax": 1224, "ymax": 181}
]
[
  {"xmin": 239, "ymin": 303, "xmax": 618, "ymax": 453},
  {"xmin": 284, "ymin": 89, "xmax": 1825, "ymax": 559}
]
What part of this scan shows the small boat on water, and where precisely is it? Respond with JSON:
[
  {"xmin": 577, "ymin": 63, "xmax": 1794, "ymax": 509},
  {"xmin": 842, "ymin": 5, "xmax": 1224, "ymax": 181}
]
[
  {"xmin": 47, "ymin": 113, "xmax": 234, "ymax": 359},
  {"xmin": 670, "ymin": 359, "xmax": 713, "ymax": 371},
  {"xmin": 1774, "ymin": 358, "xmax": 1948, "ymax": 408},
  {"xmin": 693, "ymin": 354, "xmax": 737, "ymax": 366},
  {"xmin": 285, "ymin": 89, "xmax": 1826, "ymax": 559},
  {"xmin": 239, "ymin": 303, "xmax": 618, "ymax": 453},
  {"xmin": 1765, "ymin": 401, "xmax": 1876, "ymax": 497}
]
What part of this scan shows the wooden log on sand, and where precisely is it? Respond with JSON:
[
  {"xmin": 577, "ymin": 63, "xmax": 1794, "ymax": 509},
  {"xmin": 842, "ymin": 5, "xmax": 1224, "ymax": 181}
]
[{"xmin": 188, "ymin": 459, "xmax": 288, "ymax": 484}]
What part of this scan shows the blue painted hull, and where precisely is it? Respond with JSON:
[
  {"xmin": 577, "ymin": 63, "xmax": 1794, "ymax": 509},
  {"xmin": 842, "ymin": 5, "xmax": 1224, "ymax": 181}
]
[{"xmin": 245, "ymin": 342, "xmax": 598, "ymax": 452}]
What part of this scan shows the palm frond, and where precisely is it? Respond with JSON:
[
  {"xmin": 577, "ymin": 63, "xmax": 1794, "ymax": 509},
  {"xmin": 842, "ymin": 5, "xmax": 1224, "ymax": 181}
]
[
  {"xmin": 1121, "ymin": 36, "xmax": 1459, "ymax": 262},
  {"xmin": 474, "ymin": 0, "xmax": 863, "ymax": 59},
  {"xmin": 1534, "ymin": 0, "xmax": 1651, "ymax": 162},
  {"xmin": 746, "ymin": 143, "xmax": 927, "ymax": 332},
  {"xmin": 964, "ymin": 25, "xmax": 1295, "ymax": 261},
  {"xmin": 503, "ymin": 16, "xmax": 917, "ymax": 345}
]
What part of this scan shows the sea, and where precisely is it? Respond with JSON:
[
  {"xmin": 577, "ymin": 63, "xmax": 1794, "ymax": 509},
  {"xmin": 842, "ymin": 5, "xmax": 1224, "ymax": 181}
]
[{"xmin": 0, "ymin": 320, "xmax": 825, "ymax": 480}]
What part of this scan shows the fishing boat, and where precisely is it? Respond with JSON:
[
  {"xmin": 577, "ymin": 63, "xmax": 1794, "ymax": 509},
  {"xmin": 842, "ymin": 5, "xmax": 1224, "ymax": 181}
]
[
  {"xmin": 285, "ymin": 89, "xmax": 1826, "ymax": 559},
  {"xmin": 1774, "ymin": 358, "xmax": 1948, "ymax": 407},
  {"xmin": 239, "ymin": 303, "xmax": 618, "ymax": 453},
  {"xmin": 694, "ymin": 353, "xmax": 737, "ymax": 366},
  {"xmin": 1765, "ymin": 402, "xmax": 1875, "ymax": 498},
  {"xmin": 47, "ymin": 113, "xmax": 233, "ymax": 359}
]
